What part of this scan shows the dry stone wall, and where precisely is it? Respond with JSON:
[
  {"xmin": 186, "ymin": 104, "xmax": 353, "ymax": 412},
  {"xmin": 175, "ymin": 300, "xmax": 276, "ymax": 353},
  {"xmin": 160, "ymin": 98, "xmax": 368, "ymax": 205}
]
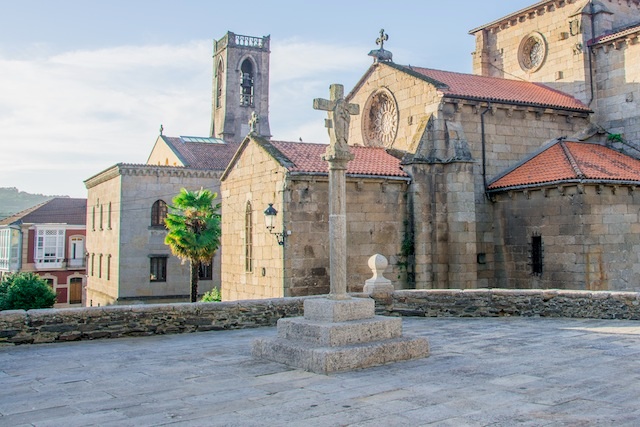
[{"xmin": 3, "ymin": 290, "xmax": 640, "ymax": 345}]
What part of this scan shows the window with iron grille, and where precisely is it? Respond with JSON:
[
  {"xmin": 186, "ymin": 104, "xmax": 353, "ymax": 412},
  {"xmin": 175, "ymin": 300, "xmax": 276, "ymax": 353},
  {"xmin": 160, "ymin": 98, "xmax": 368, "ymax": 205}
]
[{"xmin": 531, "ymin": 235, "xmax": 543, "ymax": 276}]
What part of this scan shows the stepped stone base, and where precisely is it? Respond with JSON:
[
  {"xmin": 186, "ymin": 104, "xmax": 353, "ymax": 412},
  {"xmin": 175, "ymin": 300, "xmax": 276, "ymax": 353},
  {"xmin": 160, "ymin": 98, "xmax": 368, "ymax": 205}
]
[{"xmin": 252, "ymin": 297, "xmax": 429, "ymax": 374}]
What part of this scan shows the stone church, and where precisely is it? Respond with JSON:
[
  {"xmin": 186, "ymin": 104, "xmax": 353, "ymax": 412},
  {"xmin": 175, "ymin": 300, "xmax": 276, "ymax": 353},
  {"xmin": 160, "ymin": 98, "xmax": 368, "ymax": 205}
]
[
  {"xmin": 221, "ymin": 0, "xmax": 640, "ymax": 300},
  {"xmin": 86, "ymin": 0, "xmax": 640, "ymax": 306}
]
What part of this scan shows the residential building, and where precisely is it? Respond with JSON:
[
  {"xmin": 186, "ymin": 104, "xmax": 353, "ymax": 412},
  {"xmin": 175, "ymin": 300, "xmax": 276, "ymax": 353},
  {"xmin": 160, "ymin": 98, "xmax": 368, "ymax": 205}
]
[{"xmin": 0, "ymin": 198, "xmax": 87, "ymax": 306}]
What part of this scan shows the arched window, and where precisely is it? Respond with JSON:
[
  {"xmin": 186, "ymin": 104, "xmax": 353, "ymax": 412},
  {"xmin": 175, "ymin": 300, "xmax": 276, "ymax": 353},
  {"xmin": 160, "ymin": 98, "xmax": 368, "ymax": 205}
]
[
  {"xmin": 240, "ymin": 59, "xmax": 254, "ymax": 106},
  {"xmin": 245, "ymin": 201, "xmax": 253, "ymax": 272},
  {"xmin": 216, "ymin": 59, "xmax": 224, "ymax": 109},
  {"xmin": 151, "ymin": 200, "xmax": 168, "ymax": 227}
]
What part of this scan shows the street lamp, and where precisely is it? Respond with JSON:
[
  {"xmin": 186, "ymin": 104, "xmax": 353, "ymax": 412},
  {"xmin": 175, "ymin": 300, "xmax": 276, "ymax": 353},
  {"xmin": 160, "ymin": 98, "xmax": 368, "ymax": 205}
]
[{"xmin": 264, "ymin": 203, "xmax": 286, "ymax": 245}]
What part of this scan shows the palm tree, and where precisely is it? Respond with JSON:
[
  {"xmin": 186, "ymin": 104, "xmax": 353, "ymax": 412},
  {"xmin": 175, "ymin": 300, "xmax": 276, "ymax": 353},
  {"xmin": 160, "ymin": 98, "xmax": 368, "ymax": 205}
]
[{"xmin": 164, "ymin": 188, "xmax": 221, "ymax": 302}]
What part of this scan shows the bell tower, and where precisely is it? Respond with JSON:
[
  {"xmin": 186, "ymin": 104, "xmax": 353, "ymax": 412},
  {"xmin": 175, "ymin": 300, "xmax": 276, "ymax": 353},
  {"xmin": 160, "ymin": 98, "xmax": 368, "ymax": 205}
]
[{"xmin": 211, "ymin": 32, "xmax": 271, "ymax": 143}]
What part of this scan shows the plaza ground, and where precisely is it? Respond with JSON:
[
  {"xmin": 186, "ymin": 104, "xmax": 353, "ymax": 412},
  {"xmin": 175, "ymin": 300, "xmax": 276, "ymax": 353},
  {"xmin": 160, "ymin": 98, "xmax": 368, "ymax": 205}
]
[{"xmin": 2, "ymin": 316, "xmax": 640, "ymax": 426}]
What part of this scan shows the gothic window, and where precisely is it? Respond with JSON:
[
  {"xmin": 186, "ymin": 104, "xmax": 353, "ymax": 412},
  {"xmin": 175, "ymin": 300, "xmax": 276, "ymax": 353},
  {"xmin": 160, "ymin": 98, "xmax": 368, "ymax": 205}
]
[
  {"xmin": 98, "ymin": 254, "xmax": 103, "ymax": 278},
  {"xmin": 240, "ymin": 59, "xmax": 254, "ymax": 107},
  {"xmin": 99, "ymin": 204, "xmax": 104, "ymax": 230},
  {"xmin": 150, "ymin": 256, "xmax": 167, "ymax": 282},
  {"xmin": 91, "ymin": 206, "xmax": 96, "ymax": 231},
  {"xmin": 151, "ymin": 200, "xmax": 168, "ymax": 227},
  {"xmin": 106, "ymin": 255, "xmax": 111, "ymax": 280},
  {"xmin": 245, "ymin": 201, "xmax": 253, "ymax": 272},
  {"xmin": 519, "ymin": 33, "xmax": 547, "ymax": 73},
  {"xmin": 362, "ymin": 89, "xmax": 399, "ymax": 148},
  {"xmin": 531, "ymin": 234, "xmax": 543, "ymax": 276},
  {"xmin": 216, "ymin": 59, "xmax": 224, "ymax": 109}
]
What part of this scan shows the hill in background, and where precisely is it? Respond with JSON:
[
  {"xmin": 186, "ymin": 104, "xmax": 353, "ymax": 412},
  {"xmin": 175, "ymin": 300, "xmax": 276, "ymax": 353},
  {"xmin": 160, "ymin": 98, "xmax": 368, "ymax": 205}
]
[{"xmin": 0, "ymin": 187, "xmax": 69, "ymax": 220}]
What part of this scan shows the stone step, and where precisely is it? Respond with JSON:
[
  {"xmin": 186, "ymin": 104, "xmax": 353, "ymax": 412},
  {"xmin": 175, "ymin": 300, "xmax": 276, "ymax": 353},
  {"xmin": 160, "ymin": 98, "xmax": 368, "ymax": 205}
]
[
  {"xmin": 277, "ymin": 315, "xmax": 402, "ymax": 347},
  {"xmin": 252, "ymin": 334, "xmax": 429, "ymax": 374},
  {"xmin": 303, "ymin": 298, "xmax": 375, "ymax": 322}
]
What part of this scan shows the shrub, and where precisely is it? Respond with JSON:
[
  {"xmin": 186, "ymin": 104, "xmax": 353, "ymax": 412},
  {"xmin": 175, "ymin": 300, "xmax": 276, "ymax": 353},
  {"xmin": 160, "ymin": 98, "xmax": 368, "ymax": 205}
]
[
  {"xmin": 0, "ymin": 272, "xmax": 57, "ymax": 310},
  {"xmin": 200, "ymin": 288, "xmax": 221, "ymax": 302}
]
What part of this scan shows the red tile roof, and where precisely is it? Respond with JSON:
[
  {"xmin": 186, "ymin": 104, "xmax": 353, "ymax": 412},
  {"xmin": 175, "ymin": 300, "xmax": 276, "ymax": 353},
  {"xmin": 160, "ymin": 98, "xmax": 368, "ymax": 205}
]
[
  {"xmin": 162, "ymin": 136, "xmax": 240, "ymax": 170},
  {"xmin": 393, "ymin": 64, "xmax": 590, "ymax": 112},
  {"xmin": 268, "ymin": 141, "xmax": 409, "ymax": 178},
  {"xmin": 0, "ymin": 198, "xmax": 87, "ymax": 226},
  {"xmin": 488, "ymin": 140, "xmax": 640, "ymax": 191},
  {"xmin": 591, "ymin": 22, "xmax": 640, "ymax": 45}
]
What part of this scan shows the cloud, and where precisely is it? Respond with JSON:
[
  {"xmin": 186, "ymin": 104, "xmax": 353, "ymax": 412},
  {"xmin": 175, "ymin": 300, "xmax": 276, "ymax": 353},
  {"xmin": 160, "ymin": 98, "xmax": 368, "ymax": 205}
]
[{"xmin": 0, "ymin": 38, "xmax": 369, "ymax": 197}]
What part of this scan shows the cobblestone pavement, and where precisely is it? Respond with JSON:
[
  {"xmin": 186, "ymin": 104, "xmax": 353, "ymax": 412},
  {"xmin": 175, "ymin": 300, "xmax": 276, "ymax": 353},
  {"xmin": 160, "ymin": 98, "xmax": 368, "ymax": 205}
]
[{"xmin": 2, "ymin": 317, "xmax": 640, "ymax": 426}]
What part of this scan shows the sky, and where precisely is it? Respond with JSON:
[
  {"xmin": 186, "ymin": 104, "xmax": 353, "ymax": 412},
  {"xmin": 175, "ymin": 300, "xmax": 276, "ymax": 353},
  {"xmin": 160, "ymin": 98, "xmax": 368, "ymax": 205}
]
[{"xmin": 0, "ymin": 0, "xmax": 537, "ymax": 198}]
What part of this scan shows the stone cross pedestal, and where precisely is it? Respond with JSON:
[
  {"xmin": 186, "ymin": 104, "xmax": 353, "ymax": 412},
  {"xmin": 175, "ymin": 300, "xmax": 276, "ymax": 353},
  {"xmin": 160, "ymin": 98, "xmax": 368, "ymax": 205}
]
[{"xmin": 252, "ymin": 84, "xmax": 429, "ymax": 374}]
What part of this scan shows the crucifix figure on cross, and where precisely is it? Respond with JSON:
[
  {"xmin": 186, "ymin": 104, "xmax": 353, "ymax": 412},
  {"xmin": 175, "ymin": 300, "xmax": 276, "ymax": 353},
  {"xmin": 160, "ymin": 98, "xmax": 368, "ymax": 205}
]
[{"xmin": 313, "ymin": 84, "xmax": 359, "ymax": 159}]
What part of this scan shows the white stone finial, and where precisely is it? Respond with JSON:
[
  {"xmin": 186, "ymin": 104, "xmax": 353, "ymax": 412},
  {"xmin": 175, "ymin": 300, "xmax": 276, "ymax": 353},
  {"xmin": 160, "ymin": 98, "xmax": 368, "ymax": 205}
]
[{"xmin": 363, "ymin": 254, "xmax": 395, "ymax": 294}]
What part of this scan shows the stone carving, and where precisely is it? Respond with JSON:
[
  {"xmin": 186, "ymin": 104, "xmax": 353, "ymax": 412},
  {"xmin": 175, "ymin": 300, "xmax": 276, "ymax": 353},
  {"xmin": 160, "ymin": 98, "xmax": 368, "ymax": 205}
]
[
  {"xmin": 313, "ymin": 84, "xmax": 359, "ymax": 160},
  {"xmin": 363, "ymin": 254, "xmax": 395, "ymax": 294},
  {"xmin": 518, "ymin": 32, "xmax": 547, "ymax": 72},
  {"xmin": 249, "ymin": 111, "xmax": 259, "ymax": 135},
  {"xmin": 363, "ymin": 89, "xmax": 399, "ymax": 147},
  {"xmin": 313, "ymin": 83, "xmax": 359, "ymax": 298}
]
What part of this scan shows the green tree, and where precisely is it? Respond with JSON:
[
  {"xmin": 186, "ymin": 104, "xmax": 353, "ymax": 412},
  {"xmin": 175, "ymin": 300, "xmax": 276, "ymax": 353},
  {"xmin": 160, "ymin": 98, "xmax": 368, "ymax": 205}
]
[
  {"xmin": 164, "ymin": 188, "xmax": 221, "ymax": 302},
  {"xmin": 0, "ymin": 272, "xmax": 57, "ymax": 310}
]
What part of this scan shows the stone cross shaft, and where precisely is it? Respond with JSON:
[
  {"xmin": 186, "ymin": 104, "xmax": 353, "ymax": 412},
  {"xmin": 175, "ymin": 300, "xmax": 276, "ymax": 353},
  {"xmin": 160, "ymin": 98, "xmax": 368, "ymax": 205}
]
[{"xmin": 313, "ymin": 84, "xmax": 359, "ymax": 299}]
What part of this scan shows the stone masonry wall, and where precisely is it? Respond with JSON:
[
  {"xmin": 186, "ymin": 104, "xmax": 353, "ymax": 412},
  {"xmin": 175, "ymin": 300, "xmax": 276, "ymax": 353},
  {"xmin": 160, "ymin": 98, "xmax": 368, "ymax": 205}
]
[
  {"xmin": 374, "ymin": 289, "xmax": 640, "ymax": 320},
  {"xmin": 492, "ymin": 184, "xmax": 640, "ymax": 291},
  {"xmin": 221, "ymin": 138, "xmax": 286, "ymax": 301},
  {"xmin": 284, "ymin": 176, "xmax": 409, "ymax": 296},
  {"xmin": 0, "ymin": 298, "xmax": 304, "ymax": 345},
  {"xmin": 4, "ymin": 289, "xmax": 640, "ymax": 345}
]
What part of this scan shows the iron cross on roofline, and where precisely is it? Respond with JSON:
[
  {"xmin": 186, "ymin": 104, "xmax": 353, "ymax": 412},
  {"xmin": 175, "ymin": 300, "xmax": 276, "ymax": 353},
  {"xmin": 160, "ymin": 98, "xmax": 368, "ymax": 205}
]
[
  {"xmin": 313, "ymin": 84, "xmax": 359, "ymax": 159},
  {"xmin": 376, "ymin": 29, "xmax": 388, "ymax": 50}
]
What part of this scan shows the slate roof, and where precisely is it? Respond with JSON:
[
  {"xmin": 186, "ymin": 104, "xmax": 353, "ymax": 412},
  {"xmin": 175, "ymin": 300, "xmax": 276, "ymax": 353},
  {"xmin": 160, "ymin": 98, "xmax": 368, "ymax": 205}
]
[
  {"xmin": 397, "ymin": 65, "xmax": 590, "ymax": 112},
  {"xmin": 488, "ymin": 140, "xmax": 640, "ymax": 191},
  {"xmin": 0, "ymin": 198, "xmax": 87, "ymax": 226},
  {"xmin": 162, "ymin": 136, "xmax": 240, "ymax": 170},
  {"xmin": 268, "ymin": 141, "xmax": 409, "ymax": 178}
]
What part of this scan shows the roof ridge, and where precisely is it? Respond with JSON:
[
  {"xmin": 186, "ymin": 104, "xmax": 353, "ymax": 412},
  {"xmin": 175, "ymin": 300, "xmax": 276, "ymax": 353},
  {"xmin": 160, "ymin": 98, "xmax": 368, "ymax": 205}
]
[{"xmin": 559, "ymin": 140, "xmax": 585, "ymax": 179}]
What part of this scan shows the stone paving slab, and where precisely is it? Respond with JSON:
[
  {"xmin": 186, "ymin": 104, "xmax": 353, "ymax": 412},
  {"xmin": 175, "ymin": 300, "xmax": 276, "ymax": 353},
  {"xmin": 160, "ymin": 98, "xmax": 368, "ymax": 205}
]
[{"xmin": 2, "ymin": 317, "xmax": 640, "ymax": 426}]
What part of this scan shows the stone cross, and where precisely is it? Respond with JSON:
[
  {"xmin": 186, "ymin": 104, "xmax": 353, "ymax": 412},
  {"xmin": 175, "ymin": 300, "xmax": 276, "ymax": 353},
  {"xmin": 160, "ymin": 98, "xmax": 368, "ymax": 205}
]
[
  {"xmin": 249, "ymin": 111, "xmax": 259, "ymax": 135},
  {"xmin": 313, "ymin": 84, "xmax": 359, "ymax": 299},
  {"xmin": 313, "ymin": 84, "xmax": 359, "ymax": 160}
]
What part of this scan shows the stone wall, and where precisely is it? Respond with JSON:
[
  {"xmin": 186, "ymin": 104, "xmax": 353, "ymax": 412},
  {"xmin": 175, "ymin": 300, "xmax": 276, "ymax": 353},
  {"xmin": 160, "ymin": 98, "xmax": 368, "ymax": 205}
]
[
  {"xmin": 592, "ymin": 30, "xmax": 640, "ymax": 149},
  {"xmin": 374, "ymin": 289, "xmax": 640, "ymax": 320},
  {"xmin": 0, "ymin": 298, "xmax": 304, "ymax": 345},
  {"xmin": 471, "ymin": 0, "xmax": 591, "ymax": 103},
  {"xmin": 492, "ymin": 183, "xmax": 640, "ymax": 291},
  {"xmin": 4, "ymin": 289, "xmax": 640, "ymax": 345},
  {"xmin": 221, "ymin": 137, "xmax": 286, "ymax": 301},
  {"xmin": 284, "ymin": 176, "xmax": 409, "ymax": 296}
]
